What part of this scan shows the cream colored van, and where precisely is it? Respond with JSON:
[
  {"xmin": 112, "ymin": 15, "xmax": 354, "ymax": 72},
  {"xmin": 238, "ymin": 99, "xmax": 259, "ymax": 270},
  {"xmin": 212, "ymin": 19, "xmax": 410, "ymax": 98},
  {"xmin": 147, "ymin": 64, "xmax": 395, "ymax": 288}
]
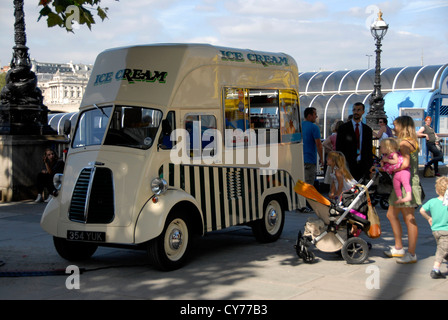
[{"xmin": 41, "ymin": 44, "xmax": 305, "ymax": 270}]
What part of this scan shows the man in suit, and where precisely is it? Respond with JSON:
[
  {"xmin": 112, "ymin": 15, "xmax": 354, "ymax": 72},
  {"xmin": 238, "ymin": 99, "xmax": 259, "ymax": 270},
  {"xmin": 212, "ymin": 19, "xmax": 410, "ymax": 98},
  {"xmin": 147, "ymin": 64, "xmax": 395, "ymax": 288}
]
[{"xmin": 336, "ymin": 102, "xmax": 373, "ymax": 182}]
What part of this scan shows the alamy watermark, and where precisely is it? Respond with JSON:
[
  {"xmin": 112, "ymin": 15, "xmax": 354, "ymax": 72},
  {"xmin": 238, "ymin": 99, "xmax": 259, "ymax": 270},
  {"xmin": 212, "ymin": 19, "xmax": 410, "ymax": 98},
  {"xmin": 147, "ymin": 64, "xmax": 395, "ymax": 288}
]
[
  {"xmin": 365, "ymin": 265, "xmax": 380, "ymax": 289},
  {"xmin": 365, "ymin": 5, "xmax": 380, "ymax": 30},
  {"xmin": 65, "ymin": 5, "xmax": 81, "ymax": 30},
  {"xmin": 64, "ymin": 264, "xmax": 380, "ymax": 291},
  {"xmin": 167, "ymin": 126, "xmax": 279, "ymax": 174},
  {"xmin": 65, "ymin": 265, "xmax": 80, "ymax": 290}
]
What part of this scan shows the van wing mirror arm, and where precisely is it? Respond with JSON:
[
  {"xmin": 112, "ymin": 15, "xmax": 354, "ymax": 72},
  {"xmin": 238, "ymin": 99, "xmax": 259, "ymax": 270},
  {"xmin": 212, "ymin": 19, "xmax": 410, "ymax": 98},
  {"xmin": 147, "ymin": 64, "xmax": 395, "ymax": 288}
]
[{"xmin": 63, "ymin": 119, "xmax": 71, "ymax": 136}]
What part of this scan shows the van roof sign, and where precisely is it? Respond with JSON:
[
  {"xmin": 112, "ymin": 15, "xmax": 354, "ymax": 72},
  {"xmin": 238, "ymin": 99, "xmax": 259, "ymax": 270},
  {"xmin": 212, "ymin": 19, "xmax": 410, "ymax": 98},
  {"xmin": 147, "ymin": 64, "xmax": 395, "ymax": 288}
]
[
  {"xmin": 94, "ymin": 69, "xmax": 168, "ymax": 86},
  {"xmin": 219, "ymin": 49, "xmax": 289, "ymax": 67},
  {"xmin": 81, "ymin": 44, "xmax": 298, "ymax": 109},
  {"xmin": 93, "ymin": 50, "xmax": 289, "ymax": 87}
]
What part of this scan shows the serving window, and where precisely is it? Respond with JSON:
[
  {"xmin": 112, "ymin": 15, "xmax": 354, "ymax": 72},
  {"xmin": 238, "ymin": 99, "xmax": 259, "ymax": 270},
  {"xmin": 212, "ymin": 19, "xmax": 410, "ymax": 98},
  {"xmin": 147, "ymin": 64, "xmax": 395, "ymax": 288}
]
[{"xmin": 223, "ymin": 88, "xmax": 300, "ymax": 146}]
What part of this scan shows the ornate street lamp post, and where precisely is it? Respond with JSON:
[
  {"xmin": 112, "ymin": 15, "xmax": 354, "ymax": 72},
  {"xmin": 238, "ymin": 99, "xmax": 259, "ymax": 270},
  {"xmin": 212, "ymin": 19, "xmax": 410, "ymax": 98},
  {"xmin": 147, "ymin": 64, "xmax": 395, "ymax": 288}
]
[
  {"xmin": 0, "ymin": 0, "xmax": 59, "ymax": 202},
  {"xmin": 366, "ymin": 10, "xmax": 389, "ymax": 130},
  {"xmin": 0, "ymin": 0, "xmax": 53, "ymax": 135}
]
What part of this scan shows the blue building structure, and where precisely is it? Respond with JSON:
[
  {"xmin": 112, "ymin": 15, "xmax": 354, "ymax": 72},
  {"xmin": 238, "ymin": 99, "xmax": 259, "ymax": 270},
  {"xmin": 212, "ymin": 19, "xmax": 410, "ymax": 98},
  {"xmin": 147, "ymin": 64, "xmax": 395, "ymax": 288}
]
[{"xmin": 299, "ymin": 64, "xmax": 448, "ymax": 139}]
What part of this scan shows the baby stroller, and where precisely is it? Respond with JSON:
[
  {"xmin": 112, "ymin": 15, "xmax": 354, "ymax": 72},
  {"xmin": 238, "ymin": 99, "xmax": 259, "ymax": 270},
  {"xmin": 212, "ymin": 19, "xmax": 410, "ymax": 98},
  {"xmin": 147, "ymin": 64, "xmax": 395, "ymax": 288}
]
[
  {"xmin": 369, "ymin": 155, "xmax": 393, "ymax": 210},
  {"xmin": 294, "ymin": 173, "xmax": 378, "ymax": 264},
  {"xmin": 370, "ymin": 171, "xmax": 393, "ymax": 209}
]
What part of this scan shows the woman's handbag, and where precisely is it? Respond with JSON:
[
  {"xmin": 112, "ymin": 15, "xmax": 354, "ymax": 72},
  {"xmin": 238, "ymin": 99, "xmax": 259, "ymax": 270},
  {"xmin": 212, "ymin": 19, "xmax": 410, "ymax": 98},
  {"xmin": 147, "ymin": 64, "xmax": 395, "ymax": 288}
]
[
  {"xmin": 358, "ymin": 185, "xmax": 381, "ymax": 239},
  {"xmin": 366, "ymin": 204, "xmax": 381, "ymax": 239},
  {"xmin": 424, "ymin": 165, "xmax": 435, "ymax": 178}
]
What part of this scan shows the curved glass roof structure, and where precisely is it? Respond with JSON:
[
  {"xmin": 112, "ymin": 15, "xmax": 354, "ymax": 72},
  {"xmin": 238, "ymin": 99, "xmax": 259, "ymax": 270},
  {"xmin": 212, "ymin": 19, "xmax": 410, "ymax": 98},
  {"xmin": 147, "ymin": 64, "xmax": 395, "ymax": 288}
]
[
  {"xmin": 48, "ymin": 112, "xmax": 78, "ymax": 135},
  {"xmin": 299, "ymin": 64, "xmax": 448, "ymax": 138}
]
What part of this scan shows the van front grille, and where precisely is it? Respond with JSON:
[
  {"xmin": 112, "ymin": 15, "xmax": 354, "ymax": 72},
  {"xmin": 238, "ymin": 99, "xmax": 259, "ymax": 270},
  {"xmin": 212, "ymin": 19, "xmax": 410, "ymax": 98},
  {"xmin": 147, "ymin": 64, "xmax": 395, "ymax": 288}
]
[{"xmin": 69, "ymin": 167, "xmax": 115, "ymax": 223}]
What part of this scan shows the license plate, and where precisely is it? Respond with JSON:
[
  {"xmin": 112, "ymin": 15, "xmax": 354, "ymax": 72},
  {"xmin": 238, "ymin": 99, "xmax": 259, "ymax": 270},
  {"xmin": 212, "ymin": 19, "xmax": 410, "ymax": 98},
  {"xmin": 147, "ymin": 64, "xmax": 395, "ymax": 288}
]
[{"xmin": 67, "ymin": 230, "xmax": 105, "ymax": 242}]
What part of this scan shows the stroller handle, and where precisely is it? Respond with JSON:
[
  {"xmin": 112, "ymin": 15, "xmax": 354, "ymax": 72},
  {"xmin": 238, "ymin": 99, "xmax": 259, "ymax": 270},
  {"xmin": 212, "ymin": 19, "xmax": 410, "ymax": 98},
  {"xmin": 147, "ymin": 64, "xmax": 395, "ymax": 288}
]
[
  {"xmin": 363, "ymin": 168, "xmax": 380, "ymax": 189},
  {"xmin": 335, "ymin": 170, "xmax": 379, "ymax": 226}
]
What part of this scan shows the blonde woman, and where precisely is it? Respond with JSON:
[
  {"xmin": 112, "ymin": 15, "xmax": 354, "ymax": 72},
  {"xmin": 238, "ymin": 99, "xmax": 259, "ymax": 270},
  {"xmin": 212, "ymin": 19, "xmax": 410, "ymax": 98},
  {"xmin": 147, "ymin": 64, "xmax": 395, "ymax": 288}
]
[
  {"xmin": 327, "ymin": 151, "xmax": 357, "ymax": 200},
  {"xmin": 384, "ymin": 116, "xmax": 422, "ymax": 264}
]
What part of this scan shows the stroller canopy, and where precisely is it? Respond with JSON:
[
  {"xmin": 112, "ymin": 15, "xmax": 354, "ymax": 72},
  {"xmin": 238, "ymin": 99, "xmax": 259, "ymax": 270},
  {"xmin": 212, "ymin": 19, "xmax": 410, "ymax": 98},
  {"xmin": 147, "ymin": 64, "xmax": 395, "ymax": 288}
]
[{"xmin": 294, "ymin": 180, "xmax": 331, "ymax": 206}]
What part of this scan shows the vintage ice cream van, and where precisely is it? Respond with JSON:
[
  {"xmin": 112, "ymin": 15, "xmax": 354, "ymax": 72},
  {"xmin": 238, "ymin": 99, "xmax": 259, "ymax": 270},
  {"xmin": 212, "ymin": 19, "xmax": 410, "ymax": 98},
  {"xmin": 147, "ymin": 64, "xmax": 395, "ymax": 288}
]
[{"xmin": 41, "ymin": 44, "xmax": 305, "ymax": 270}]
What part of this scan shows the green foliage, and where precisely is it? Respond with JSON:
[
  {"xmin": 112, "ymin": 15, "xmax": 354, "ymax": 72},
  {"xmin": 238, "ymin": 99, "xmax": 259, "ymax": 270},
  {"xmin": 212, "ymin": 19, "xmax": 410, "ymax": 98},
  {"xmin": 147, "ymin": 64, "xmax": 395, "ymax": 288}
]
[
  {"xmin": 37, "ymin": 0, "xmax": 116, "ymax": 32},
  {"xmin": 0, "ymin": 73, "xmax": 6, "ymax": 92}
]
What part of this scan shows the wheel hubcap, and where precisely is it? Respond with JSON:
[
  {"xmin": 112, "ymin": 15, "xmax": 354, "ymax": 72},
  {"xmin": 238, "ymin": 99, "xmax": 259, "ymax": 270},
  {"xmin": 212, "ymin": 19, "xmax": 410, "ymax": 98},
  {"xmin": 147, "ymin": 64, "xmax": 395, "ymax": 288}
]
[
  {"xmin": 169, "ymin": 228, "xmax": 182, "ymax": 250},
  {"xmin": 265, "ymin": 202, "xmax": 282, "ymax": 234},
  {"xmin": 164, "ymin": 218, "xmax": 188, "ymax": 261},
  {"xmin": 348, "ymin": 243, "xmax": 364, "ymax": 257},
  {"xmin": 268, "ymin": 208, "xmax": 278, "ymax": 227}
]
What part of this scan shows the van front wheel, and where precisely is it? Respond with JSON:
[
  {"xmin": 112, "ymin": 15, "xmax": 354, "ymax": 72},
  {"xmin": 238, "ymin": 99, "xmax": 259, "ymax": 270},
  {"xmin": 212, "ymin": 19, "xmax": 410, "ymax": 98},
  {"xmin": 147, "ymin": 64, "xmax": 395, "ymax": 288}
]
[
  {"xmin": 53, "ymin": 237, "xmax": 98, "ymax": 261},
  {"xmin": 147, "ymin": 213, "xmax": 191, "ymax": 271},
  {"xmin": 252, "ymin": 197, "xmax": 285, "ymax": 243}
]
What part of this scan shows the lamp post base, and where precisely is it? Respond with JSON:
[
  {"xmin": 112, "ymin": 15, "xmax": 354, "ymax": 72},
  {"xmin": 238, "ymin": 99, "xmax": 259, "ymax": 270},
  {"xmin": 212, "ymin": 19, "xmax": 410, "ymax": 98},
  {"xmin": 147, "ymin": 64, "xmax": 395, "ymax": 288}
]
[
  {"xmin": 0, "ymin": 104, "xmax": 56, "ymax": 135},
  {"xmin": 366, "ymin": 113, "xmax": 385, "ymax": 131},
  {"xmin": 366, "ymin": 95, "xmax": 386, "ymax": 130},
  {"xmin": 0, "ymin": 134, "xmax": 65, "ymax": 202}
]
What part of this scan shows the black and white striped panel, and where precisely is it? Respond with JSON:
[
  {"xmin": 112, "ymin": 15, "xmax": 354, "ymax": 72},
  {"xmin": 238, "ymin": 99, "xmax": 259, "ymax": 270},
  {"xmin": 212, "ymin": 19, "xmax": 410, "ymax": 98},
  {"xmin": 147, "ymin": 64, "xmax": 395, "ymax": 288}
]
[{"xmin": 158, "ymin": 164, "xmax": 299, "ymax": 232}]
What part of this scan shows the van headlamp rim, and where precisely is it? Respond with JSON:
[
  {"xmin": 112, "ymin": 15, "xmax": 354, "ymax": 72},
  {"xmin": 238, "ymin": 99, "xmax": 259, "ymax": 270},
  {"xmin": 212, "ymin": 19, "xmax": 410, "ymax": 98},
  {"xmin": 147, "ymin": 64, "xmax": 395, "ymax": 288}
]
[
  {"xmin": 53, "ymin": 173, "xmax": 64, "ymax": 191},
  {"xmin": 151, "ymin": 177, "xmax": 168, "ymax": 195}
]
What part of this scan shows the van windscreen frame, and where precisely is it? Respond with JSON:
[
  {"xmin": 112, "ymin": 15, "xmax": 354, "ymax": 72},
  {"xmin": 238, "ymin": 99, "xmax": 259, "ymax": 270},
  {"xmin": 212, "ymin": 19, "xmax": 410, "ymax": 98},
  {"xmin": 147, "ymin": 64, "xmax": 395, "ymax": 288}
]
[{"xmin": 72, "ymin": 105, "xmax": 163, "ymax": 150}]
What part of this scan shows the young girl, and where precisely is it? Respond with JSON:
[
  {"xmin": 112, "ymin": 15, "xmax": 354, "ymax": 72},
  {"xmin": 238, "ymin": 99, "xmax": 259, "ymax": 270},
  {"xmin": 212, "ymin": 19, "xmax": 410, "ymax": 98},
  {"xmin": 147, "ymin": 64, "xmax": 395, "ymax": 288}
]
[
  {"xmin": 379, "ymin": 138, "xmax": 412, "ymax": 204},
  {"xmin": 420, "ymin": 176, "xmax": 448, "ymax": 279},
  {"xmin": 327, "ymin": 151, "xmax": 357, "ymax": 200}
]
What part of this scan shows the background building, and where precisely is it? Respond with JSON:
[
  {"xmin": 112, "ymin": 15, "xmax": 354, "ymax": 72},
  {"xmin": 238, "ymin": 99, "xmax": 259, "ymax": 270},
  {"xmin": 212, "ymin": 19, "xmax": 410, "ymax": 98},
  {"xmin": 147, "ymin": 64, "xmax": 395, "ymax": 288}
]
[{"xmin": 31, "ymin": 59, "xmax": 92, "ymax": 113}]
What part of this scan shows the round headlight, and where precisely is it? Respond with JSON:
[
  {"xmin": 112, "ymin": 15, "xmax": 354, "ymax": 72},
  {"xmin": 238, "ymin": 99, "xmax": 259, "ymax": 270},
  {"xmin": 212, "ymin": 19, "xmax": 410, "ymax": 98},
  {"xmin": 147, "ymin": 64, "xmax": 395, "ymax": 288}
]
[
  {"xmin": 151, "ymin": 178, "xmax": 167, "ymax": 195},
  {"xmin": 53, "ymin": 173, "xmax": 64, "ymax": 191}
]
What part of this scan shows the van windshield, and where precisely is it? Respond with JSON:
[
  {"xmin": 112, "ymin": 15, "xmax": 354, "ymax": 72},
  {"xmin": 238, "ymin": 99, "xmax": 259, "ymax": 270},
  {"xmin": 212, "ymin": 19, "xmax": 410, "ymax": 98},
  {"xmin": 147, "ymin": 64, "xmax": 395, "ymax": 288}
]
[
  {"xmin": 73, "ymin": 106, "xmax": 112, "ymax": 148},
  {"xmin": 73, "ymin": 105, "xmax": 163, "ymax": 150}
]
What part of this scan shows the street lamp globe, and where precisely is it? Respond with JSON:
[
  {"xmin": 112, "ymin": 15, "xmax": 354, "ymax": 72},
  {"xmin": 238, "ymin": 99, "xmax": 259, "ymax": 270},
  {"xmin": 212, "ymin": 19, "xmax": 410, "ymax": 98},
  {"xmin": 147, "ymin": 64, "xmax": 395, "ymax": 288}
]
[{"xmin": 370, "ymin": 10, "xmax": 389, "ymax": 41}]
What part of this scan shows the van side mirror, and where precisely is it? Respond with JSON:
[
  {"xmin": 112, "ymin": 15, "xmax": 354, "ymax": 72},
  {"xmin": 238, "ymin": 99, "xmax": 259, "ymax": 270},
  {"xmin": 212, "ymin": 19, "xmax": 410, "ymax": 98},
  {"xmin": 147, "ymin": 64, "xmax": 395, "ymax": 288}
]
[{"xmin": 63, "ymin": 119, "xmax": 71, "ymax": 136}]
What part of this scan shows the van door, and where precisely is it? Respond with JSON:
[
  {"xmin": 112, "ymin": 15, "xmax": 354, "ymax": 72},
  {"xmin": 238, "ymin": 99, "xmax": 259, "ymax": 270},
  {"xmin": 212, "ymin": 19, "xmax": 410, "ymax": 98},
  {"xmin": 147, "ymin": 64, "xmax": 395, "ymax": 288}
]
[{"xmin": 180, "ymin": 110, "xmax": 221, "ymax": 163}]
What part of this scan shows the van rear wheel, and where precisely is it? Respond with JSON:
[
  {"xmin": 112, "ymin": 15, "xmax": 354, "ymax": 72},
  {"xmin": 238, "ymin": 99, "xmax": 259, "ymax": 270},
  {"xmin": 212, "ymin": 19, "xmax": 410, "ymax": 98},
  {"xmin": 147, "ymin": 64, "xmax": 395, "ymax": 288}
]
[
  {"xmin": 252, "ymin": 197, "xmax": 285, "ymax": 243},
  {"xmin": 147, "ymin": 213, "xmax": 191, "ymax": 271}
]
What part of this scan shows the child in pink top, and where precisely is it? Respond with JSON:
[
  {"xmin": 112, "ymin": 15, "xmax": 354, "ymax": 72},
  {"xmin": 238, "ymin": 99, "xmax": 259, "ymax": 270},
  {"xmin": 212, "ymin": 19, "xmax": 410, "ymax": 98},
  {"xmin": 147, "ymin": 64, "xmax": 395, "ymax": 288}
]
[{"xmin": 380, "ymin": 138, "xmax": 412, "ymax": 204}]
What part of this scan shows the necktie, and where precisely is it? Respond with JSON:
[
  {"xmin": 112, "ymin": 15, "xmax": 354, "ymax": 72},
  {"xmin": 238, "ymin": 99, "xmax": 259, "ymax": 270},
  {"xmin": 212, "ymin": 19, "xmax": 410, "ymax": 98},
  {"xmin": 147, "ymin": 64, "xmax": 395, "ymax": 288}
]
[{"xmin": 355, "ymin": 123, "xmax": 360, "ymax": 152}]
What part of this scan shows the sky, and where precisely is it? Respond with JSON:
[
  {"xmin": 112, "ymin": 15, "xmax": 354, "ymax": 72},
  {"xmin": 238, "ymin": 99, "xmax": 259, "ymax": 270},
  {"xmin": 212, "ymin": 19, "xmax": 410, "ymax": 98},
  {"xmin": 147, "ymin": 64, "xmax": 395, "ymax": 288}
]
[{"xmin": 0, "ymin": 0, "xmax": 447, "ymax": 72}]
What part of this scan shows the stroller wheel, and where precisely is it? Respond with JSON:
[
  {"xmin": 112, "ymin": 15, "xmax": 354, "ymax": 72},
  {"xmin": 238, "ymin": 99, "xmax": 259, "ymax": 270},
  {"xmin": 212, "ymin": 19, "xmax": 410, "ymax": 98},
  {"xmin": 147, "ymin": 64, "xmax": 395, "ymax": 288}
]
[
  {"xmin": 380, "ymin": 198, "xmax": 389, "ymax": 210},
  {"xmin": 299, "ymin": 250, "xmax": 315, "ymax": 264},
  {"xmin": 295, "ymin": 232, "xmax": 315, "ymax": 263},
  {"xmin": 341, "ymin": 237, "xmax": 369, "ymax": 264}
]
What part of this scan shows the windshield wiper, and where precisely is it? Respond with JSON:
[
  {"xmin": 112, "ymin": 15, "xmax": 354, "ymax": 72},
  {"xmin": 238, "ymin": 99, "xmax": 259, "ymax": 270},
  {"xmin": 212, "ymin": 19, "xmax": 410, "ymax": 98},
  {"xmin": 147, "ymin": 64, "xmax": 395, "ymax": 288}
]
[{"xmin": 93, "ymin": 103, "xmax": 109, "ymax": 118}]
